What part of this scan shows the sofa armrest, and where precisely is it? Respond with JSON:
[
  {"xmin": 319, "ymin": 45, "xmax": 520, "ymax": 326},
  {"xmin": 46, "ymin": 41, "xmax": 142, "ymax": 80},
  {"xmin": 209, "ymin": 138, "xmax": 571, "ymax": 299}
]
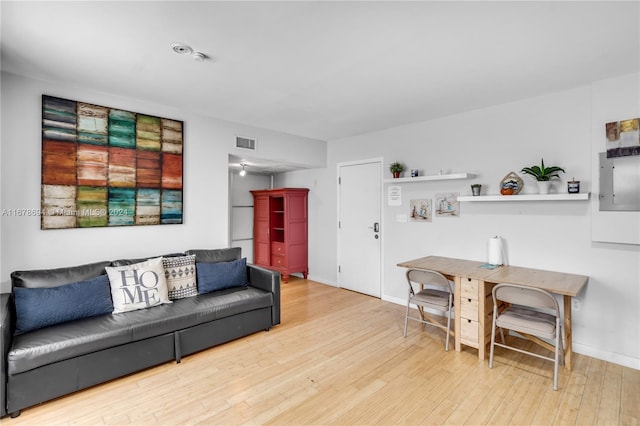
[
  {"xmin": 1, "ymin": 292, "xmax": 13, "ymax": 417},
  {"xmin": 247, "ymin": 265, "xmax": 281, "ymax": 326}
]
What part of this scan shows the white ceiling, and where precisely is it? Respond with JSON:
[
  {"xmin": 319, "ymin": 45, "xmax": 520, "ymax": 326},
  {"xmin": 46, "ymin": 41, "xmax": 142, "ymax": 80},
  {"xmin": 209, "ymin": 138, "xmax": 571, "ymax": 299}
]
[
  {"xmin": 228, "ymin": 153, "xmax": 309, "ymax": 175},
  {"xmin": 2, "ymin": 1, "xmax": 639, "ymax": 146}
]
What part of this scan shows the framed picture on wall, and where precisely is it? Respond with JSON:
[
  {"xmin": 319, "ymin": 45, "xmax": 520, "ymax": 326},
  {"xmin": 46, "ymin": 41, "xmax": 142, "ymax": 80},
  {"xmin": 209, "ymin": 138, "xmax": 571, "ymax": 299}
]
[
  {"xmin": 606, "ymin": 118, "xmax": 640, "ymax": 158},
  {"xmin": 410, "ymin": 199, "xmax": 432, "ymax": 222},
  {"xmin": 435, "ymin": 193, "xmax": 460, "ymax": 217},
  {"xmin": 41, "ymin": 95, "xmax": 184, "ymax": 229}
]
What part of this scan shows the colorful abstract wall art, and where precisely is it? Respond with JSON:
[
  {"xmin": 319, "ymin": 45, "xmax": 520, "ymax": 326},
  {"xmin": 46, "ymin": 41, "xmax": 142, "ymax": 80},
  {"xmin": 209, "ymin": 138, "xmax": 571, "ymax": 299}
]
[
  {"xmin": 41, "ymin": 95, "xmax": 183, "ymax": 229},
  {"xmin": 606, "ymin": 118, "xmax": 640, "ymax": 158}
]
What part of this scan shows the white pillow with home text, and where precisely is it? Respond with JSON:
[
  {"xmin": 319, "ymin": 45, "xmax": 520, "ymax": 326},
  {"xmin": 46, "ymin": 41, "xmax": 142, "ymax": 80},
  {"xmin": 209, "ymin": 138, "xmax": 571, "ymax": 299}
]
[{"xmin": 106, "ymin": 257, "xmax": 171, "ymax": 314}]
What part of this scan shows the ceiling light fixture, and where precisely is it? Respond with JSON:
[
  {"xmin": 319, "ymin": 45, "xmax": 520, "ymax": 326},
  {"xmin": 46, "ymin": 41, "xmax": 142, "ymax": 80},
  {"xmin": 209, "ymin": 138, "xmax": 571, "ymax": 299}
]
[
  {"xmin": 192, "ymin": 52, "xmax": 206, "ymax": 62},
  {"xmin": 239, "ymin": 163, "xmax": 247, "ymax": 177}
]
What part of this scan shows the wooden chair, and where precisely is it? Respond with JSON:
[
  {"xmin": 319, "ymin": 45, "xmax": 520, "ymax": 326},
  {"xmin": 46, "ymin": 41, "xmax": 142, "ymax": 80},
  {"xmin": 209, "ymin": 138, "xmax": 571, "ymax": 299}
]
[
  {"xmin": 489, "ymin": 283, "xmax": 564, "ymax": 390},
  {"xmin": 403, "ymin": 269, "xmax": 454, "ymax": 351}
]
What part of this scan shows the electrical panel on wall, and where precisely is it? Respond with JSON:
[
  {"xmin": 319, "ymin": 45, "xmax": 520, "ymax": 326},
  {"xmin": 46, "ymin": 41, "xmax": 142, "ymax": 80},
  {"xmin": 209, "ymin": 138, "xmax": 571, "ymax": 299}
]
[{"xmin": 599, "ymin": 153, "xmax": 640, "ymax": 211}]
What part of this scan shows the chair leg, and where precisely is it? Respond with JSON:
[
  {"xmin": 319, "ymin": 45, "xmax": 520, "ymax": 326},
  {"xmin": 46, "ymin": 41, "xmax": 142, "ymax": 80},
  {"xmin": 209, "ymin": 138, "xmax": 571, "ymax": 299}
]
[
  {"xmin": 553, "ymin": 350, "xmax": 559, "ymax": 391},
  {"xmin": 444, "ymin": 308, "xmax": 451, "ymax": 351},
  {"xmin": 553, "ymin": 320, "xmax": 561, "ymax": 391},
  {"xmin": 489, "ymin": 311, "xmax": 497, "ymax": 369},
  {"xmin": 404, "ymin": 300, "xmax": 410, "ymax": 337}
]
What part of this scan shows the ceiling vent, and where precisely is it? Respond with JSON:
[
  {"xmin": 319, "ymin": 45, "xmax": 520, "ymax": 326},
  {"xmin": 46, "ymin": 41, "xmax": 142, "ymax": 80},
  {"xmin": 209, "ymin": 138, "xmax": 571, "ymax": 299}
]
[{"xmin": 236, "ymin": 136, "xmax": 256, "ymax": 151}]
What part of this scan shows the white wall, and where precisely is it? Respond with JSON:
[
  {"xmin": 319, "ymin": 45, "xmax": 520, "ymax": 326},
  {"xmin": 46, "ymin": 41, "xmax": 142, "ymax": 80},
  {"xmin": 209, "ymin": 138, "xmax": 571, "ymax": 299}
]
[
  {"xmin": 277, "ymin": 168, "xmax": 336, "ymax": 285},
  {"xmin": 0, "ymin": 71, "xmax": 325, "ymax": 289},
  {"xmin": 590, "ymin": 74, "xmax": 640, "ymax": 244},
  {"xmin": 283, "ymin": 74, "xmax": 640, "ymax": 369}
]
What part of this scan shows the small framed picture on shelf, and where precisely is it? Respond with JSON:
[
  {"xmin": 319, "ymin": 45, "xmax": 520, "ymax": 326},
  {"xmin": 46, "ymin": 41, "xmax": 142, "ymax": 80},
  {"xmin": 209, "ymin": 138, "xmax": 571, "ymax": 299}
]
[{"xmin": 499, "ymin": 171, "xmax": 523, "ymax": 195}]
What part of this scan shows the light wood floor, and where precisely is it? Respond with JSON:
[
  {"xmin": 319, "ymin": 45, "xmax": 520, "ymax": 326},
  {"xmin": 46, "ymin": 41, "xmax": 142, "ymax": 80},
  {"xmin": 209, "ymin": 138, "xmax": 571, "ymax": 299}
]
[{"xmin": 6, "ymin": 278, "xmax": 639, "ymax": 425}]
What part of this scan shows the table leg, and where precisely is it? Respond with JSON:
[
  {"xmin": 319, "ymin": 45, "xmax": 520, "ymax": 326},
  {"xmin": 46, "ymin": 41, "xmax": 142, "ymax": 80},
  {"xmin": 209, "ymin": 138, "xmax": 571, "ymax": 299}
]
[
  {"xmin": 478, "ymin": 280, "xmax": 487, "ymax": 361},
  {"xmin": 563, "ymin": 295, "xmax": 573, "ymax": 371},
  {"xmin": 454, "ymin": 276, "xmax": 462, "ymax": 352}
]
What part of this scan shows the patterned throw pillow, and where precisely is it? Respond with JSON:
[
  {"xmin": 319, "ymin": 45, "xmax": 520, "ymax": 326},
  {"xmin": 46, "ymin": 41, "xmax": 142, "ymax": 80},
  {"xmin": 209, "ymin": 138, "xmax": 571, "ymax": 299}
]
[
  {"xmin": 105, "ymin": 257, "xmax": 171, "ymax": 314},
  {"xmin": 163, "ymin": 254, "xmax": 197, "ymax": 300}
]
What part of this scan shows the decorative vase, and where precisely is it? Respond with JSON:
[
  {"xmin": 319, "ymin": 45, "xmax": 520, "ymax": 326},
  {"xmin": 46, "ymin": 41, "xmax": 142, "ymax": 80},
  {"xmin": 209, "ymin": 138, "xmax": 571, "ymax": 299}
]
[
  {"xmin": 537, "ymin": 181, "xmax": 551, "ymax": 194},
  {"xmin": 500, "ymin": 188, "xmax": 514, "ymax": 195},
  {"xmin": 392, "ymin": 172, "xmax": 401, "ymax": 178}
]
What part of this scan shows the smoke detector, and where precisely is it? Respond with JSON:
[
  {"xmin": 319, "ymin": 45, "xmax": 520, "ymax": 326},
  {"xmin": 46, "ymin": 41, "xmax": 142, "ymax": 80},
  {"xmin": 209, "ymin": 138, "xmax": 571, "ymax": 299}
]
[
  {"xmin": 172, "ymin": 43, "xmax": 207, "ymax": 62},
  {"xmin": 172, "ymin": 44, "xmax": 193, "ymax": 55}
]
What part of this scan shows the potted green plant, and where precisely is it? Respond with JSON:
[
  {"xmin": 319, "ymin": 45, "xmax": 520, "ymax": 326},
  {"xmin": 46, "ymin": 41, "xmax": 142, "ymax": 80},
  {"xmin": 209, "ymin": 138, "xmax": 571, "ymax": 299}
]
[
  {"xmin": 389, "ymin": 161, "xmax": 404, "ymax": 178},
  {"xmin": 521, "ymin": 158, "xmax": 565, "ymax": 194}
]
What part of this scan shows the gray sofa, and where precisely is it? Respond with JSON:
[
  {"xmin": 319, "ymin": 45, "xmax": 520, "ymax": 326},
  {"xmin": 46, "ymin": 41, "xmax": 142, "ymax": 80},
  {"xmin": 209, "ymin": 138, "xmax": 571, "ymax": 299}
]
[{"xmin": 0, "ymin": 247, "xmax": 280, "ymax": 418}]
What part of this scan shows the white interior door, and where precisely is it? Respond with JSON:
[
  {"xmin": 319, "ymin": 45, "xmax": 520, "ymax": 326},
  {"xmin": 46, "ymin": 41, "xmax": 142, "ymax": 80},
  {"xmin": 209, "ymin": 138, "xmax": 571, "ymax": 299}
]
[{"xmin": 338, "ymin": 160, "xmax": 382, "ymax": 297}]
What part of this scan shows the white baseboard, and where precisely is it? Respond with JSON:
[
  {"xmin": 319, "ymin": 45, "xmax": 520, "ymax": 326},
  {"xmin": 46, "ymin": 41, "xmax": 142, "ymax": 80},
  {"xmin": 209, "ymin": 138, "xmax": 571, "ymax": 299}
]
[
  {"xmin": 572, "ymin": 343, "xmax": 640, "ymax": 370},
  {"xmin": 306, "ymin": 275, "xmax": 337, "ymax": 287},
  {"xmin": 382, "ymin": 294, "xmax": 407, "ymax": 306}
]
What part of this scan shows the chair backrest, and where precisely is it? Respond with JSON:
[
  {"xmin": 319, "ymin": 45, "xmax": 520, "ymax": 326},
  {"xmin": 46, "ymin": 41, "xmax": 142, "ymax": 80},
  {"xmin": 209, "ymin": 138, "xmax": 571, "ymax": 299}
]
[
  {"xmin": 493, "ymin": 283, "xmax": 559, "ymax": 314},
  {"xmin": 406, "ymin": 269, "xmax": 453, "ymax": 293}
]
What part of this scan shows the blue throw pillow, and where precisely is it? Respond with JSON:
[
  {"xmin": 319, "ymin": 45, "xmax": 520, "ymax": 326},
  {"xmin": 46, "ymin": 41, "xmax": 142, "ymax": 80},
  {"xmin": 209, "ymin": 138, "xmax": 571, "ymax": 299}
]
[
  {"xmin": 14, "ymin": 274, "xmax": 113, "ymax": 334},
  {"xmin": 197, "ymin": 258, "xmax": 248, "ymax": 294}
]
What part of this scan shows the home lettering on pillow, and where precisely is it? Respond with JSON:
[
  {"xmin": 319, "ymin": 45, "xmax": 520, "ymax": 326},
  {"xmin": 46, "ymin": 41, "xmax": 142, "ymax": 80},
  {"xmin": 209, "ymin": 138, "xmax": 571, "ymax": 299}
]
[
  {"xmin": 106, "ymin": 257, "xmax": 172, "ymax": 314},
  {"xmin": 116, "ymin": 268, "xmax": 163, "ymax": 307}
]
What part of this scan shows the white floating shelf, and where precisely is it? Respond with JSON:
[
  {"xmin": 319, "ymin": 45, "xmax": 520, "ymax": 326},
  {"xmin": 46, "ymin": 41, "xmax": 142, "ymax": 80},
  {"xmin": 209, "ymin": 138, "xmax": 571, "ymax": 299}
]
[
  {"xmin": 457, "ymin": 193, "xmax": 590, "ymax": 202},
  {"xmin": 383, "ymin": 173, "xmax": 476, "ymax": 184}
]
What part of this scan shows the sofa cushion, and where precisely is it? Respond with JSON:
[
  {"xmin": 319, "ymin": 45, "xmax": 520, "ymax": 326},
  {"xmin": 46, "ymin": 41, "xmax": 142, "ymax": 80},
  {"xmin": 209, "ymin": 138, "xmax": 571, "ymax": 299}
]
[
  {"xmin": 13, "ymin": 275, "xmax": 113, "ymax": 335},
  {"xmin": 111, "ymin": 252, "xmax": 185, "ymax": 267},
  {"xmin": 8, "ymin": 313, "xmax": 134, "ymax": 376},
  {"xmin": 11, "ymin": 261, "xmax": 112, "ymax": 289},
  {"xmin": 197, "ymin": 258, "xmax": 248, "ymax": 294},
  {"xmin": 105, "ymin": 257, "xmax": 171, "ymax": 314},
  {"xmin": 163, "ymin": 254, "xmax": 197, "ymax": 300},
  {"xmin": 185, "ymin": 247, "xmax": 241, "ymax": 263},
  {"xmin": 126, "ymin": 286, "xmax": 273, "ymax": 341},
  {"xmin": 7, "ymin": 286, "xmax": 273, "ymax": 375}
]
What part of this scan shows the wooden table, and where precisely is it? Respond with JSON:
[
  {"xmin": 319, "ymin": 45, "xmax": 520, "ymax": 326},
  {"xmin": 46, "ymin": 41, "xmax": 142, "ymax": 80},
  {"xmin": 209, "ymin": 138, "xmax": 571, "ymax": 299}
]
[{"xmin": 397, "ymin": 256, "xmax": 588, "ymax": 370}]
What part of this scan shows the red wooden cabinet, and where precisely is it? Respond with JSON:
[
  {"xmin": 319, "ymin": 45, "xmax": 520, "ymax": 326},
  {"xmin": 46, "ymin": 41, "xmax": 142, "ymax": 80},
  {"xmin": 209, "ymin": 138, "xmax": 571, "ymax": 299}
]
[{"xmin": 251, "ymin": 188, "xmax": 309, "ymax": 282}]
